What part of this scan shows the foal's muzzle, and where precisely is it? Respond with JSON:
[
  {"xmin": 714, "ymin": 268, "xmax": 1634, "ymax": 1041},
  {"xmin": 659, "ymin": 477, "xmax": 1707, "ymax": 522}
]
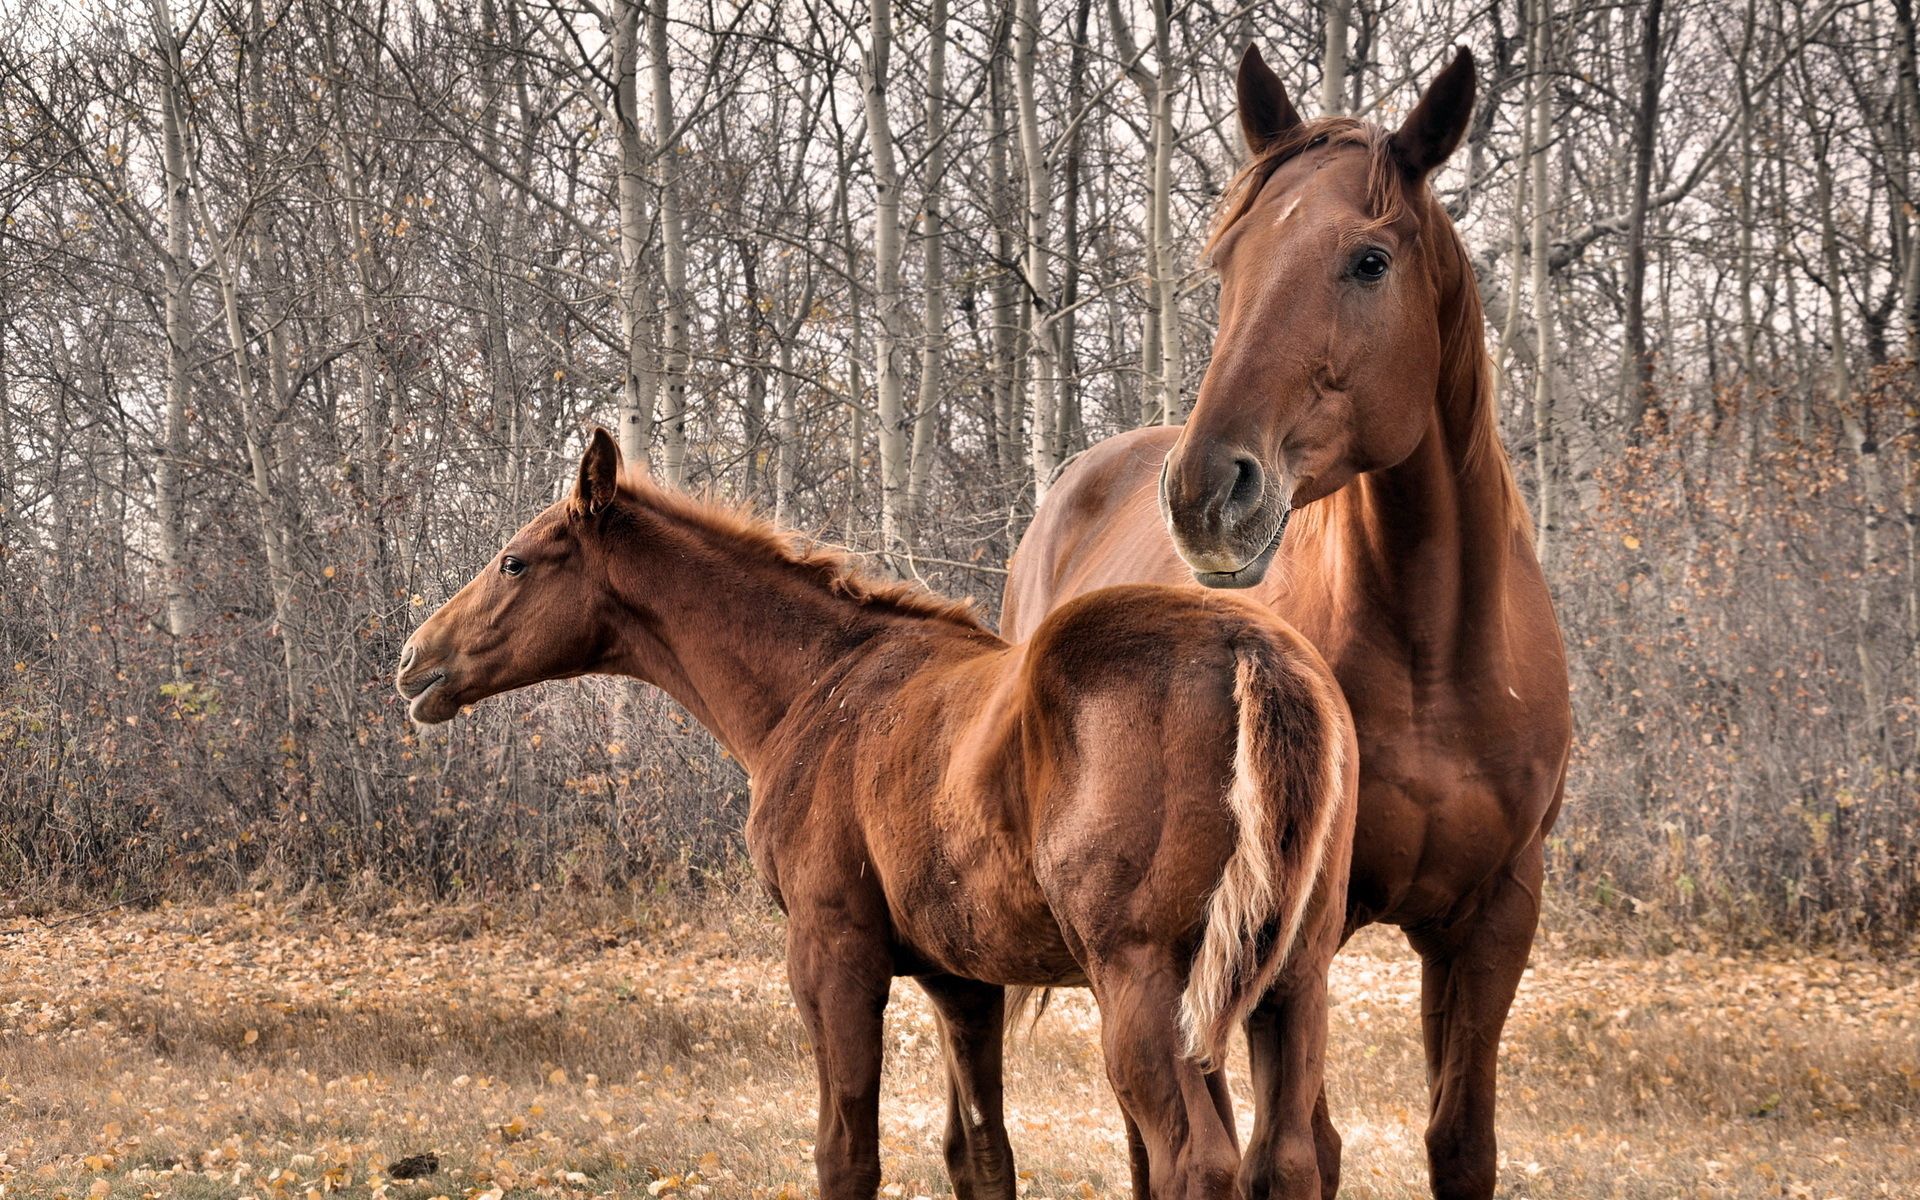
[{"xmin": 395, "ymin": 637, "xmax": 457, "ymax": 723}]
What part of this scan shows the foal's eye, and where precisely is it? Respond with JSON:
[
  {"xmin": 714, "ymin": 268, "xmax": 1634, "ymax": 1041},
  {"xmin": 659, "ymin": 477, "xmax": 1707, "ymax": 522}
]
[
  {"xmin": 500, "ymin": 555, "xmax": 526, "ymax": 577},
  {"xmin": 1351, "ymin": 249, "xmax": 1391, "ymax": 283}
]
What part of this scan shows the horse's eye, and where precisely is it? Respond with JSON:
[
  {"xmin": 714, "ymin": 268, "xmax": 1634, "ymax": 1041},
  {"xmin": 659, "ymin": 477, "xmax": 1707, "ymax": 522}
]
[
  {"xmin": 1352, "ymin": 249, "xmax": 1391, "ymax": 282},
  {"xmin": 500, "ymin": 555, "xmax": 526, "ymax": 577}
]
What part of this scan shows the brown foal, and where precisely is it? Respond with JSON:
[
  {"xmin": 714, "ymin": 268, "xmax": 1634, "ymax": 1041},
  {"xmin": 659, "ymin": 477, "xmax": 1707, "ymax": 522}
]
[
  {"xmin": 398, "ymin": 430, "xmax": 1357, "ymax": 1200},
  {"xmin": 1004, "ymin": 46, "xmax": 1573, "ymax": 1200}
]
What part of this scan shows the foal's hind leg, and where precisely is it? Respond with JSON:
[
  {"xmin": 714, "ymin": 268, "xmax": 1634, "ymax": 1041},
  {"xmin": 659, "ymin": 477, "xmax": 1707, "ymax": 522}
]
[
  {"xmin": 1122, "ymin": 1062, "xmax": 1233, "ymax": 1197},
  {"xmin": 1240, "ymin": 882, "xmax": 1344, "ymax": 1200},
  {"xmin": 1240, "ymin": 973, "xmax": 1334, "ymax": 1200},
  {"xmin": 786, "ymin": 920, "xmax": 894, "ymax": 1200},
  {"xmin": 1405, "ymin": 837, "xmax": 1543, "ymax": 1200},
  {"xmin": 1090, "ymin": 948, "xmax": 1240, "ymax": 1200},
  {"xmin": 918, "ymin": 975, "xmax": 1016, "ymax": 1200}
]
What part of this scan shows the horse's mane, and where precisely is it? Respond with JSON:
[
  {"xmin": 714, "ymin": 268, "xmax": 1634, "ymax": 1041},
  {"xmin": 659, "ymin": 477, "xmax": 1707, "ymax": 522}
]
[
  {"xmin": 1205, "ymin": 118, "xmax": 1410, "ymax": 257},
  {"xmin": 1207, "ymin": 117, "xmax": 1531, "ymax": 540},
  {"xmin": 614, "ymin": 474, "xmax": 990, "ymax": 632}
]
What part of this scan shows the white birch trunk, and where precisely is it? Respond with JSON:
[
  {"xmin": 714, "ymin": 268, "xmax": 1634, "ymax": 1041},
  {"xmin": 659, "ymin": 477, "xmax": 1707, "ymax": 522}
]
[
  {"xmin": 649, "ymin": 0, "xmax": 689, "ymax": 486},
  {"xmin": 1014, "ymin": 0, "xmax": 1059, "ymax": 501},
  {"xmin": 861, "ymin": 0, "xmax": 911, "ymax": 553},
  {"xmin": 612, "ymin": 0, "xmax": 658, "ymax": 467},
  {"xmin": 151, "ymin": 0, "xmax": 197, "ymax": 650},
  {"xmin": 1321, "ymin": 0, "xmax": 1350, "ymax": 116},
  {"xmin": 908, "ymin": 0, "xmax": 948, "ymax": 522}
]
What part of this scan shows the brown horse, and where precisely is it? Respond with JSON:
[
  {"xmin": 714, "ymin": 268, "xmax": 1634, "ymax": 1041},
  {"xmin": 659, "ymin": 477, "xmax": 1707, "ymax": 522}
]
[
  {"xmin": 1002, "ymin": 47, "xmax": 1571, "ymax": 1200},
  {"xmin": 397, "ymin": 429, "xmax": 1358, "ymax": 1200}
]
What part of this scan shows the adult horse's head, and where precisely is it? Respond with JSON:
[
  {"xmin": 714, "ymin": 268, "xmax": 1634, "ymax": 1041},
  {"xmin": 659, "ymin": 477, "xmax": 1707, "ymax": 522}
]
[
  {"xmin": 1161, "ymin": 45, "xmax": 1480, "ymax": 587},
  {"xmin": 396, "ymin": 429, "xmax": 628, "ymax": 723}
]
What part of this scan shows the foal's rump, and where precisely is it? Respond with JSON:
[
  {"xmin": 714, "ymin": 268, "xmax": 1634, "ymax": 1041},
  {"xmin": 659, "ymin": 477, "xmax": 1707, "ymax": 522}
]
[{"xmin": 1020, "ymin": 584, "xmax": 1355, "ymax": 1065}]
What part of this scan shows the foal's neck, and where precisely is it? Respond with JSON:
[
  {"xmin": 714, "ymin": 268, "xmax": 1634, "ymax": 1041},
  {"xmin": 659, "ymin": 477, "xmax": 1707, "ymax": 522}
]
[{"xmin": 598, "ymin": 501, "xmax": 983, "ymax": 773}]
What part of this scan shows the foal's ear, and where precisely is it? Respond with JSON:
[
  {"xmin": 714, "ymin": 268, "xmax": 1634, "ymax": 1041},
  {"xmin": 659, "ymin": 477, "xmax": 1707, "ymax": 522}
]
[
  {"xmin": 1237, "ymin": 44, "xmax": 1302, "ymax": 158},
  {"xmin": 572, "ymin": 427, "xmax": 623, "ymax": 519},
  {"xmin": 1389, "ymin": 47, "xmax": 1476, "ymax": 179}
]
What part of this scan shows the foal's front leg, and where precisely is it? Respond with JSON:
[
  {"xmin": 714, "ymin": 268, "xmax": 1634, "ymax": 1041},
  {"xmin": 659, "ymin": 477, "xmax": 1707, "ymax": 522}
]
[
  {"xmin": 919, "ymin": 975, "xmax": 1016, "ymax": 1200},
  {"xmin": 786, "ymin": 920, "xmax": 894, "ymax": 1200}
]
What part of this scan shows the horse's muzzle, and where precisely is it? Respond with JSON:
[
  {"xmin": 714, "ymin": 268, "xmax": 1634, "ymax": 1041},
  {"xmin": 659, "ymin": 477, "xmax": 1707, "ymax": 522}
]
[
  {"xmin": 1160, "ymin": 442, "xmax": 1289, "ymax": 587},
  {"xmin": 1190, "ymin": 506, "xmax": 1290, "ymax": 589}
]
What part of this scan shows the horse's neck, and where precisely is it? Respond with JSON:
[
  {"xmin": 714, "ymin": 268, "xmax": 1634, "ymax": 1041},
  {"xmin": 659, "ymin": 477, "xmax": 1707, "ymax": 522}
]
[
  {"xmin": 601, "ymin": 538, "xmax": 888, "ymax": 772},
  {"xmin": 1312, "ymin": 398, "xmax": 1519, "ymax": 673}
]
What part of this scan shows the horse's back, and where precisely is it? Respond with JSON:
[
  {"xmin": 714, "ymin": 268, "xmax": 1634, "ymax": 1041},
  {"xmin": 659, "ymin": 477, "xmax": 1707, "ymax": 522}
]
[{"xmin": 1003, "ymin": 427, "xmax": 1186, "ymax": 642}]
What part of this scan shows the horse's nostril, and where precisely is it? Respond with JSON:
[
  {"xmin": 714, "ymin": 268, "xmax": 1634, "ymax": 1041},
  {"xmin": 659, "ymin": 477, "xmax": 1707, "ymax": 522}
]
[
  {"xmin": 1227, "ymin": 456, "xmax": 1263, "ymax": 513},
  {"xmin": 398, "ymin": 644, "xmax": 417, "ymax": 673}
]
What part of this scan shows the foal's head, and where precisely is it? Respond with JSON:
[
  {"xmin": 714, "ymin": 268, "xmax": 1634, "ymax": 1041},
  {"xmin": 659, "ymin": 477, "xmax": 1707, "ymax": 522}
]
[
  {"xmin": 1160, "ymin": 46, "xmax": 1479, "ymax": 587},
  {"xmin": 396, "ymin": 429, "xmax": 631, "ymax": 724}
]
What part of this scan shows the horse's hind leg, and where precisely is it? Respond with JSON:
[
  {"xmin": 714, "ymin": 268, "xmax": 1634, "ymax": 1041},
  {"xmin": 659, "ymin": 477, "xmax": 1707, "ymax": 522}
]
[
  {"xmin": 1090, "ymin": 948, "xmax": 1240, "ymax": 1200},
  {"xmin": 918, "ymin": 975, "xmax": 1015, "ymax": 1200},
  {"xmin": 786, "ymin": 919, "xmax": 893, "ymax": 1200},
  {"xmin": 1405, "ymin": 837, "xmax": 1543, "ymax": 1200}
]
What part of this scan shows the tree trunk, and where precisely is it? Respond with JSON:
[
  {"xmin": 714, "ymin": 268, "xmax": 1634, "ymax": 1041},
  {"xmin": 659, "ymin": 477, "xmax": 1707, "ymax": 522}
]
[
  {"xmin": 987, "ymin": 5, "xmax": 1021, "ymax": 478},
  {"xmin": 1014, "ymin": 0, "xmax": 1060, "ymax": 502},
  {"xmin": 862, "ymin": 0, "xmax": 911, "ymax": 554},
  {"xmin": 1111, "ymin": 0, "xmax": 1182, "ymax": 426},
  {"xmin": 612, "ymin": 0, "xmax": 658, "ymax": 467},
  {"xmin": 909, "ymin": 0, "xmax": 948, "ymax": 526},
  {"xmin": 1055, "ymin": 0, "xmax": 1093, "ymax": 457},
  {"xmin": 212, "ymin": 240, "xmax": 300, "ymax": 723},
  {"xmin": 1529, "ymin": 0, "xmax": 1556, "ymax": 560},
  {"xmin": 649, "ymin": 0, "xmax": 690, "ymax": 486},
  {"xmin": 1812, "ymin": 118, "xmax": 1887, "ymax": 752},
  {"xmin": 151, "ymin": 0, "xmax": 197, "ymax": 653},
  {"xmin": 773, "ymin": 269, "xmax": 812, "ymax": 529},
  {"xmin": 1149, "ymin": 0, "xmax": 1182, "ymax": 425},
  {"xmin": 1321, "ymin": 0, "xmax": 1350, "ymax": 116},
  {"xmin": 1735, "ymin": 0, "xmax": 1761, "ymax": 467},
  {"xmin": 1618, "ymin": 0, "xmax": 1666, "ymax": 436}
]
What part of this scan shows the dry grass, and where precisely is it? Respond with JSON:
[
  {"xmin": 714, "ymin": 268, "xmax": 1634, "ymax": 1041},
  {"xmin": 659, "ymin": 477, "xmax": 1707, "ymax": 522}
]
[{"xmin": 1, "ymin": 893, "xmax": 1914, "ymax": 1200}]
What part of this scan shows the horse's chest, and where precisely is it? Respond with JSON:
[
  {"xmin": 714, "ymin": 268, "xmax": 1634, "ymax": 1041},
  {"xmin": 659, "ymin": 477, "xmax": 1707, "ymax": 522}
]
[{"xmin": 1338, "ymin": 680, "xmax": 1564, "ymax": 926}]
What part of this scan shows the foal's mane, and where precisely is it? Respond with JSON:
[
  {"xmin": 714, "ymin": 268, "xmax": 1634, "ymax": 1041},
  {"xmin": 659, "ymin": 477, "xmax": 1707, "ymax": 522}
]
[
  {"xmin": 1207, "ymin": 118, "xmax": 1530, "ymax": 538},
  {"xmin": 613, "ymin": 475, "xmax": 990, "ymax": 632}
]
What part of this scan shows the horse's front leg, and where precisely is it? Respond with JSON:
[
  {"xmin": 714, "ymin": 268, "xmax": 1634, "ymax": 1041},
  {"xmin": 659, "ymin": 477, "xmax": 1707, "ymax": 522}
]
[
  {"xmin": 786, "ymin": 916, "xmax": 894, "ymax": 1200},
  {"xmin": 918, "ymin": 975, "xmax": 1016, "ymax": 1200},
  {"xmin": 1404, "ymin": 836, "xmax": 1544, "ymax": 1200}
]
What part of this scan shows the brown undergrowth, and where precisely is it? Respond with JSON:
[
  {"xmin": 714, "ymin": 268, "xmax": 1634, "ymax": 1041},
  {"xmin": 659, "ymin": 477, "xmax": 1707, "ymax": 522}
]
[{"xmin": 1, "ymin": 893, "xmax": 1914, "ymax": 1200}]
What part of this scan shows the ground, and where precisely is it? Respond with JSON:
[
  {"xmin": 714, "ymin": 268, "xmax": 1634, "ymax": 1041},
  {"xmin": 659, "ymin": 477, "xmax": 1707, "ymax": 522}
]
[{"xmin": 1, "ymin": 896, "xmax": 1914, "ymax": 1200}]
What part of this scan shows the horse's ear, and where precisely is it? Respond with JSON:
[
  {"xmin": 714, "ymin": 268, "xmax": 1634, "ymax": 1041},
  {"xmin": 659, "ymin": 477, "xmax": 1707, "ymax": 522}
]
[
  {"xmin": 572, "ymin": 427, "xmax": 622, "ymax": 518},
  {"xmin": 1389, "ymin": 47, "xmax": 1476, "ymax": 179},
  {"xmin": 1237, "ymin": 43, "xmax": 1301, "ymax": 157}
]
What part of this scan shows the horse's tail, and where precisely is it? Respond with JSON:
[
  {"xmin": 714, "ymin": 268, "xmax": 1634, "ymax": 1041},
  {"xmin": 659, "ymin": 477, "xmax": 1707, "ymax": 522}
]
[{"xmin": 1179, "ymin": 627, "xmax": 1352, "ymax": 1068}]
